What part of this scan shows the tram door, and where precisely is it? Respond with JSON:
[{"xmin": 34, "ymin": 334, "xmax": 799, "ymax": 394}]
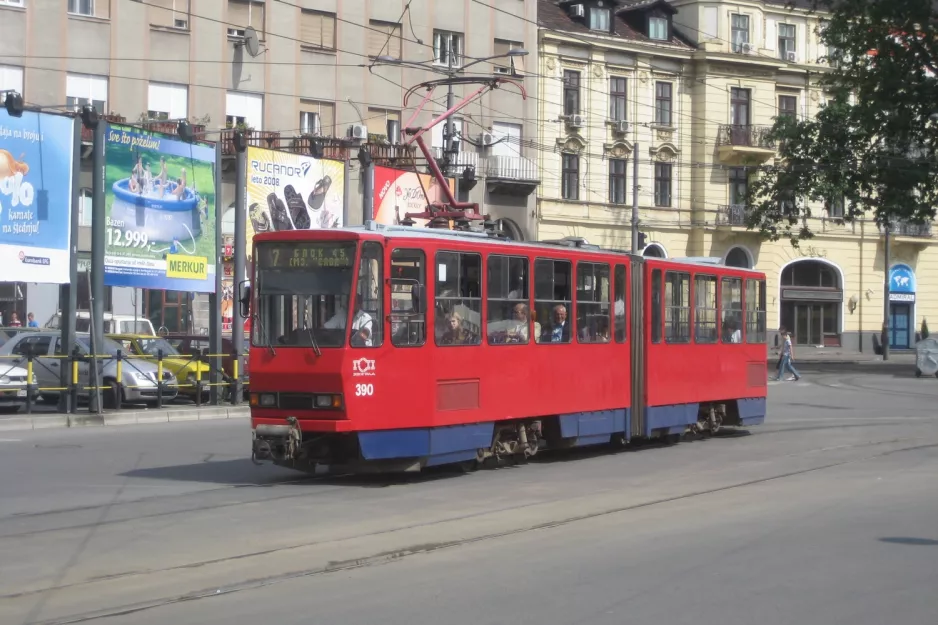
[{"xmin": 629, "ymin": 256, "xmax": 645, "ymax": 440}]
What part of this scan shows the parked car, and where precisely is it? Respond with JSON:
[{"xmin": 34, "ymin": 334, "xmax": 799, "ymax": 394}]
[
  {"xmin": 0, "ymin": 327, "xmax": 38, "ymax": 349},
  {"xmin": 0, "ymin": 360, "xmax": 35, "ymax": 413},
  {"xmin": 0, "ymin": 332, "xmax": 177, "ymax": 408},
  {"xmin": 45, "ymin": 312, "xmax": 156, "ymax": 336},
  {"xmin": 109, "ymin": 334, "xmax": 210, "ymax": 400},
  {"xmin": 164, "ymin": 334, "xmax": 249, "ymax": 398}
]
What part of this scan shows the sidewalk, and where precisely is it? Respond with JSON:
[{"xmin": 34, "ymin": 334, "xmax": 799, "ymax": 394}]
[
  {"xmin": 0, "ymin": 404, "xmax": 250, "ymax": 432},
  {"xmin": 765, "ymin": 347, "xmax": 918, "ymax": 372}
]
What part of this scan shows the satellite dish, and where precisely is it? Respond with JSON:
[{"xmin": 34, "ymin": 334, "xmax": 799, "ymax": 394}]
[{"xmin": 243, "ymin": 26, "xmax": 260, "ymax": 57}]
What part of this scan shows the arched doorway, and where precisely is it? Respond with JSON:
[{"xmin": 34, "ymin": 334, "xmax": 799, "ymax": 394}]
[
  {"xmin": 492, "ymin": 218, "xmax": 524, "ymax": 241},
  {"xmin": 724, "ymin": 246, "xmax": 752, "ymax": 269},
  {"xmin": 779, "ymin": 260, "xmax": 843, "ymax": 346},
  {"xmin": 643, "ymin": 243, "xmax": 667, "ymax": 258}
]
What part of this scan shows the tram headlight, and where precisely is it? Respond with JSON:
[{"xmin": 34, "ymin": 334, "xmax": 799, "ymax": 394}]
[
  {"xmin": 259, "ymin": 393, "xmax": 277, "ymax": 407},
  {"xmin": 314, "ymin": 394, "xmax": 332, "ymax": 408}
]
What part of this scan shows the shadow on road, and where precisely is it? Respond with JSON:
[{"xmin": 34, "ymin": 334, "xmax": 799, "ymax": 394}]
[{"xmin": 879, "ymin": 537, "xmax": 938, "ymax": 546}]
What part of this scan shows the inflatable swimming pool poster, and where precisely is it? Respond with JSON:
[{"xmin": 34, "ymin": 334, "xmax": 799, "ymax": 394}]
[
  {"xmin": 102, "ymin": 124, "xmax": 216, "ymax": 293},
  {"xmin": 0, "ymin": 109, "xmax": 75, "ymax": 283},
  {"xmin": 245, "ymin": 146, "xmax": 344, "ymax": 266}
]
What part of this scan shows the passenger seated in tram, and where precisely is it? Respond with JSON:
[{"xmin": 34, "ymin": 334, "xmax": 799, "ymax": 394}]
[
  {"xmin": 722, "ymin": 318, "xmax": 742, "ymax": 343},
  {"xmin": 539, "ymin": 304, "xmax": 570, "ymax": 343},
  {"xmin": 439, "ymin": 312, "xmax": 475, "ymax": 345}
]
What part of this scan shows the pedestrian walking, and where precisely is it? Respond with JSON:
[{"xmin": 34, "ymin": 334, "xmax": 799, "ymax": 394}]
[
  {"xmin": 26, "ymin": 312, "xmax": 39, "ymax": 328},
  {"xmin": 773, "ymin": 330, "xmax": 801, "ymax": 381}
]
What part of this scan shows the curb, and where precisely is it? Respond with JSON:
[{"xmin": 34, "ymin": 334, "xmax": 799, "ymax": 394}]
[{"xmin": 0, "ymin": 406, "xmax": 251, "ymax": 432}]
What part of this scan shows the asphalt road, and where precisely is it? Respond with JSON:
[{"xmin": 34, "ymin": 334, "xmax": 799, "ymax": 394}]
[{"xmin": 1, "ymin": 371, "xmax": 936, "ymax": 625}]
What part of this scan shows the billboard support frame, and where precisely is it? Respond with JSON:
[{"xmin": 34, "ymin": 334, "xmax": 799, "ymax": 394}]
[
  {"xmin": 58, "ymin": 115, "xmax": 81, "ymax": 414},
  {"xmin": 89, "ymin": 117, "xmax": 106, "ymax": 414},
  {"xmin": 209, "ymin": 137, "xmax": 223, "ymax": 405},
  {"xmin": 232, "ymin": 135, "xmax": 246, "ymax": 405}
]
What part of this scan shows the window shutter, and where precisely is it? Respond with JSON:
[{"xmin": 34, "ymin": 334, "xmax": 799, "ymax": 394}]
[
  {"xmin": 249, "ymin": 2, "xmax": 265, "ymax": 33},
  {"xmin": 321, "ymin": 14, "xmax": 335, "ymax": 50},
  {"xmin": 149, "ymin": 0, "xmax": 173, "ymax": 27},
  {"xmin": 765, "ymin": 19, "xmax": 776, "ymax": 51},
  {"xmin": 493, "ymin": 39, "xmax": 510, "ymax": 70},
  {"xmin": 367, "ymin": 24, "xmax": 387, "ymax": 56},
  {"xmin": 228, "ymin": 1, "xmax": 249, "ymax": 31},
  {"xmin": 300, "ymin": 11, "xmax": 321, "ymax": 47}
]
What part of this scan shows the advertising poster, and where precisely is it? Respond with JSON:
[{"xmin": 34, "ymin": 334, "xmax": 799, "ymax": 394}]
[
  {"xmin": 373, "ymin": 166, "xmax": 455, "ymax": 227},
  {"xmin": 245, "ymin": 146, "xmax": 344, "ymax": 265},
  {"xmin": 103, "ymin": 124, "xmax": 217, "ymax": 292},
  {"xmin": 0, "ymin": 110, "xmax": 74, "ymax": 283}
]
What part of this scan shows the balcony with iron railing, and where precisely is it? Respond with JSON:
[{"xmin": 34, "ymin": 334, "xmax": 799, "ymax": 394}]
[
  {"xmin": 882, "ymin": 220, "xmax": 933, "ymax": 238},
  {"xmin": 716, "ymin": 124, "xmax": 777, "ymax": 164},
  {"xmin": 485, "ymin": 155, "xmax": 539, "ymax": 195},
  {"xmin": 714, "ymin": 203, "xmax": 753, "ymax": 227}
]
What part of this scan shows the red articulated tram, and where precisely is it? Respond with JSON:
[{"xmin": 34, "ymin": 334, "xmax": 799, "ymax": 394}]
[
  {"xmin": 246, "ymin": 74, "xmax": 767, "ymax": 473},
  {"xmin": 247, "ymin": 227, "xmax": 768, "ymax": 473}
]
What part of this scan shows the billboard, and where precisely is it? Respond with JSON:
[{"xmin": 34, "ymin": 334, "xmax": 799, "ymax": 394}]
[
  {"xmin": 0, "ymin": 110, "xmax": 75, "ymax": 283},
  {"xmin": 245, "ymin": 146, "xmax": 344, "ymax": 265},
  {"xmin": 103, "ymin": 124, "xmax": 217, "ymax": 292},
  {"xmin": 373, "ymin": 166, "xmax": 455, "ymax": 226}
]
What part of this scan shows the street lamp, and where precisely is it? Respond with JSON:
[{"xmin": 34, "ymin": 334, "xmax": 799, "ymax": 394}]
[{"xmin": 375, "ymin": 49, "xmax": 528, "ymax": 171}]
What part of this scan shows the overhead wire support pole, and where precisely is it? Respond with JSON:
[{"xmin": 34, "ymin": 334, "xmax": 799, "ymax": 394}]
[
  {"xmin": 86, "ymin": 108, "xmax": 106, "ymax": 414},
  {"xmin": 209, "ymin": 136, "xmax": 223, "ymax": 405},
  {"xmin": 631, "ymin": 143, "xmax": 639, "ymax": 253},
  {"xmin": 883, "ymin": 218, "xmax": 891, "ymax": 361},
  {"xmin": 59, "ymin": 113, "xmax": 82, "ymax": 414},
  {"xmin": 232, "ymin": 131, "xmax": 247, "ymax": 404}
]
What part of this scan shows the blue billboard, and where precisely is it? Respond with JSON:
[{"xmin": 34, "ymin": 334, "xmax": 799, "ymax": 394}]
[
  {"xmin": 0, "ymin": 110, "xmax": 75, "ymax": 283},
  {"xmin": 103, "ymin": 124, "xmax": 217, "ymax": 292}
]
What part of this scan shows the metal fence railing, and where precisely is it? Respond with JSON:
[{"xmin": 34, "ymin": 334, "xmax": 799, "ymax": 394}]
[{"xmin": 0, "ymin": 349, "xmax": 249, "ymax": 415}]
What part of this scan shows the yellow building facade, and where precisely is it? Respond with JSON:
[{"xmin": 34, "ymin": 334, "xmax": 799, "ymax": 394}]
[{"xmin": 536, "ymin": 0, "xmax": 937, "ymax": 350}]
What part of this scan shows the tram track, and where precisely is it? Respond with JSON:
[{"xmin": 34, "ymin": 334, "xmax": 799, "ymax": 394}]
[{"xmin": 9, "ymin": 433, "xmax": 938, "ymax": 625}]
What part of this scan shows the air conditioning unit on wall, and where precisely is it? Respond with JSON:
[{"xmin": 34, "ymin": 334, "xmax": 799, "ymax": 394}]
[
  {"xmin": 348, "ymin": 124, "xmax": 368, "ymax": 140},
  {"xmin": 480, "ymin": 132, "xmax": 496, "ymax": 146},
  {"xmin": 785, "ymin": 51, "xmax": 797, "ymax": 62},
  {"xmin": 613, "ymin": 120, "xmax": 629, "ymax": 134},
  {"xmin": 567, "ymin": 114, "xmax": 585, "ymax": 128}
]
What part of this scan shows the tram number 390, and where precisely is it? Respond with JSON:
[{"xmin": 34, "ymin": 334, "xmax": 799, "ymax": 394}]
[{"xmin": 355, "ymin": 384, "xmax": 374, "ymax": 397}]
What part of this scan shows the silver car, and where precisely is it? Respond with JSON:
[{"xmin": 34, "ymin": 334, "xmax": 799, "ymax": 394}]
[
  {"xmin": 0, "ymin": 361, "xmax": 34, "ymax": 413},
  {"xmin": 0, "ymin": 332, "xmax": 178, "ymax": 408}
]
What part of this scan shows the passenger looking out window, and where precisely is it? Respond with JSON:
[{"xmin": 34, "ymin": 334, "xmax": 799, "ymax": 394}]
[
  {"xmin": 435, "ymin": 251, "xmax": 481, "ymax": 346},
  {"xmin": 534, "ymin": 259, "xmax": 572, "ymax": 344},
  {"xmin": 487, "ymin": 255, "xmax": 531, "ymax": 345},
  {"xmin": 721, "ymin": 277, "xmax": 743, "ymax": 343},
  {"xmin": 576, "ymin": 262, "xmax": 611, "ymax": 343}
]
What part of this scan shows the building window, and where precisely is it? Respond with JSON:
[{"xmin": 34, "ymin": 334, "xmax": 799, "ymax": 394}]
[
  {"xmin": 0, "ymin": 65, "xmax": 24, "ymax": 105},
  {"xmin": 609, "ymin": 76, "xmax": 627, "ymax": 121},
  {"xmin": 365, "ymin": 108, "xmax": 400, "ymax": 140},
  {"xmin": 576, "ymin": 262, "xmax": 611, "ymax": 343},
  {"xmin": 729, "ymin": 167, "xmax": 748, "ymax": 206},
  {"xmin": 433, "ymin": 30, "xmax": 463, "ymax": 68},
  {"xmin": 694, "ymin": 275, "xmax": 718, "ymax": 343},
  {"xmin": 147, "ymin": 82, "xmax": 188, "ymax": 121},
  {"xmin": 609, "ymin": 159, "xmax": 627, "ymax": 205},
  {"xmin": 655, "ymin": 81, "xmax": 672, "ymax": 125},
  {"xmin": 68, "ymin": 0, "xmax": 94, "ymax": 16},
  {"xmin": 435, "ymin": 251, "xmax": 482, "ymax": 345},
  {"xmin": 563, "ymin": 70, "xmax": 580, "ymax": 116},
  {"xmin": 493, "ymin": 39, "xmax": 525, "ymax": 75},
  {"xmin": 534, "ymin": 259, "xmax": 572, "ymax": 344},
  {"xmin": 664, "ymin": 271, "xmax": 690, "ymax": 344},
  {"xmin": 66, "ymin": 73, "xmax": 107, "ymax": 113},
  {"xmin": 721, "ymin": 277, "xmax": 743, "ymax": 343},
  {"xmin": 778, "ymin": 94, "xmax": 797, "ymax": 119},
  {"xmin": 0, "ymin": 0, "xmax": 26, "ymax": 8},
  {"xmin": 648, "ymin": 16, "xmax": 668, "ymax": 40},
  {"xmin": 731, "ymin": 14, "xmax": 749, "ymax": 52},
  {"xmin": 150, "ymin": 0, "xmax": 189, "ymax": 29},
  {"xmin": 745, "ymin": 279, "xmax": 767, "ymax": 344},
  {"xmin": 227, "ymin": 0, "xmax": 264, "ymax": 38},
  {"xmin": 778, "ymin": 23, "xmax": 796, "ymax": 60},
  {"xmin": 589, "ymin": 6, "xmax": 611, "ymax": 32},
  {"xmin": 730, "ymin": 87, "xmax": 750, "ymax": 126},
  {"xmin": 300, "ymin": 100, "xmax": 334, "ymax": 137},
  {"xmin": 561, "ymin": 154, "xmax": 579, "ymax": 200},
  {"xmin": 486, "ymin": 255, "xmax": 530, "ymax": 345},
  {"xmin": 654, "ymin": 163, "xmax": 672, "ymax": 207},
  {"xmin": 827, "ymin": 196, "xmax": 845, "ymax": 218},
  {"xmin": 300, "ymin": 10, "xmax": 336, "ymax": 51},
  {"xmin": 79, "ymin": 188, "xmax": 93, "ymax": 227},
  {"xmin": 225, "ymin": 91, "xmax": 263, "ymax": 129},
  {"xmin": 367, "ymin": 20, "xmax": 402, "ymax": 59}
]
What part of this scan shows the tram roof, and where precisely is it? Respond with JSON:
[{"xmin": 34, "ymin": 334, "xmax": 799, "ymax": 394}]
[{"xmin": 262, "ymin": 223, "xmax": 764, "ymax": 274}]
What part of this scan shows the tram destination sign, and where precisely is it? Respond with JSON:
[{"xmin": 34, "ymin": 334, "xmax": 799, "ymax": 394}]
[{"xmin": 257, "ymin": 242, "xmax": 354, "ymax": 270}]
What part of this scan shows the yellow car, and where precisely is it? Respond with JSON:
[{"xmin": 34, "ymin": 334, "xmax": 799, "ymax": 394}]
[{"xmin": 109, "ymin": 334, "xmax": 211, "ymax": 400}]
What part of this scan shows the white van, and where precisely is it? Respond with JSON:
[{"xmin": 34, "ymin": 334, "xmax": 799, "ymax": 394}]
[{"xmin": 44, "ymin": 311, "xmax": 156, "ymax": 336}]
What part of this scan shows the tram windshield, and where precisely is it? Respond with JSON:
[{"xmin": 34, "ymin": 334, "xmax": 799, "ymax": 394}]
[{"xmin": 252, "ymin": 241, "xmax": 357, "ymax": 349}]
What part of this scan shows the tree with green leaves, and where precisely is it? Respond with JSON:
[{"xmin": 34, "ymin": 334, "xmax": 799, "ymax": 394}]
[{"xmin": 747, "ymin": 0, "xmax": 938, "ymax": 245}]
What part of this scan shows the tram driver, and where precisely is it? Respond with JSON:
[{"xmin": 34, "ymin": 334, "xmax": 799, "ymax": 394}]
[{"xmin": 324, "ymin": 293, "xmax": 374, "ymax": 346}]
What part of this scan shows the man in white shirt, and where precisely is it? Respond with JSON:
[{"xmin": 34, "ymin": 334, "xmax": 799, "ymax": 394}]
[{"xmin": 324, "ymin": 294, "xmax": 374, "ymax": 346}]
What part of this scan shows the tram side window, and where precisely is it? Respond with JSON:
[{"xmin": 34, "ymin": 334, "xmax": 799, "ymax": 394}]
[
  {"xmin": 746, "ymin": 279, "xmax": 767, "ymax": 343},
  {"xmin": 534, "ymin": 258, "xmax": 572, "ymax": 344},
  {"xmin": 350, "ymin": 241, "xmax": 383, "ymax": 348},
  {"xmin": 614, "ymin": 264, "xmax": 627, "ymax": 343},
  {"xmin": 664, "ymin": 271, "xmax": 691, "ymax": 343},
  {"xmin": 694, "ymin": 274, "xmax": 718, "ymax": 343},
  {"xmin": 651, "ymin": 269, "xmax": 662, "ymax": 344},
  {"xmin": 390, "ymin": 249, "xmax": 426, "ymax": 347},
  {"xmin": 576, "ymin": 262, "xmax": 611, "ymax": 343},
  {"xmin": 721, "ymin": 277, "xmax": 743, "ymax": 343},
  {"xmin": 487, "ymin": 255, "xmax": 530, "ymax": 345},
  {"xmin": 435, "ymin": 251, "xmax": 482, "ymax": 346}
]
